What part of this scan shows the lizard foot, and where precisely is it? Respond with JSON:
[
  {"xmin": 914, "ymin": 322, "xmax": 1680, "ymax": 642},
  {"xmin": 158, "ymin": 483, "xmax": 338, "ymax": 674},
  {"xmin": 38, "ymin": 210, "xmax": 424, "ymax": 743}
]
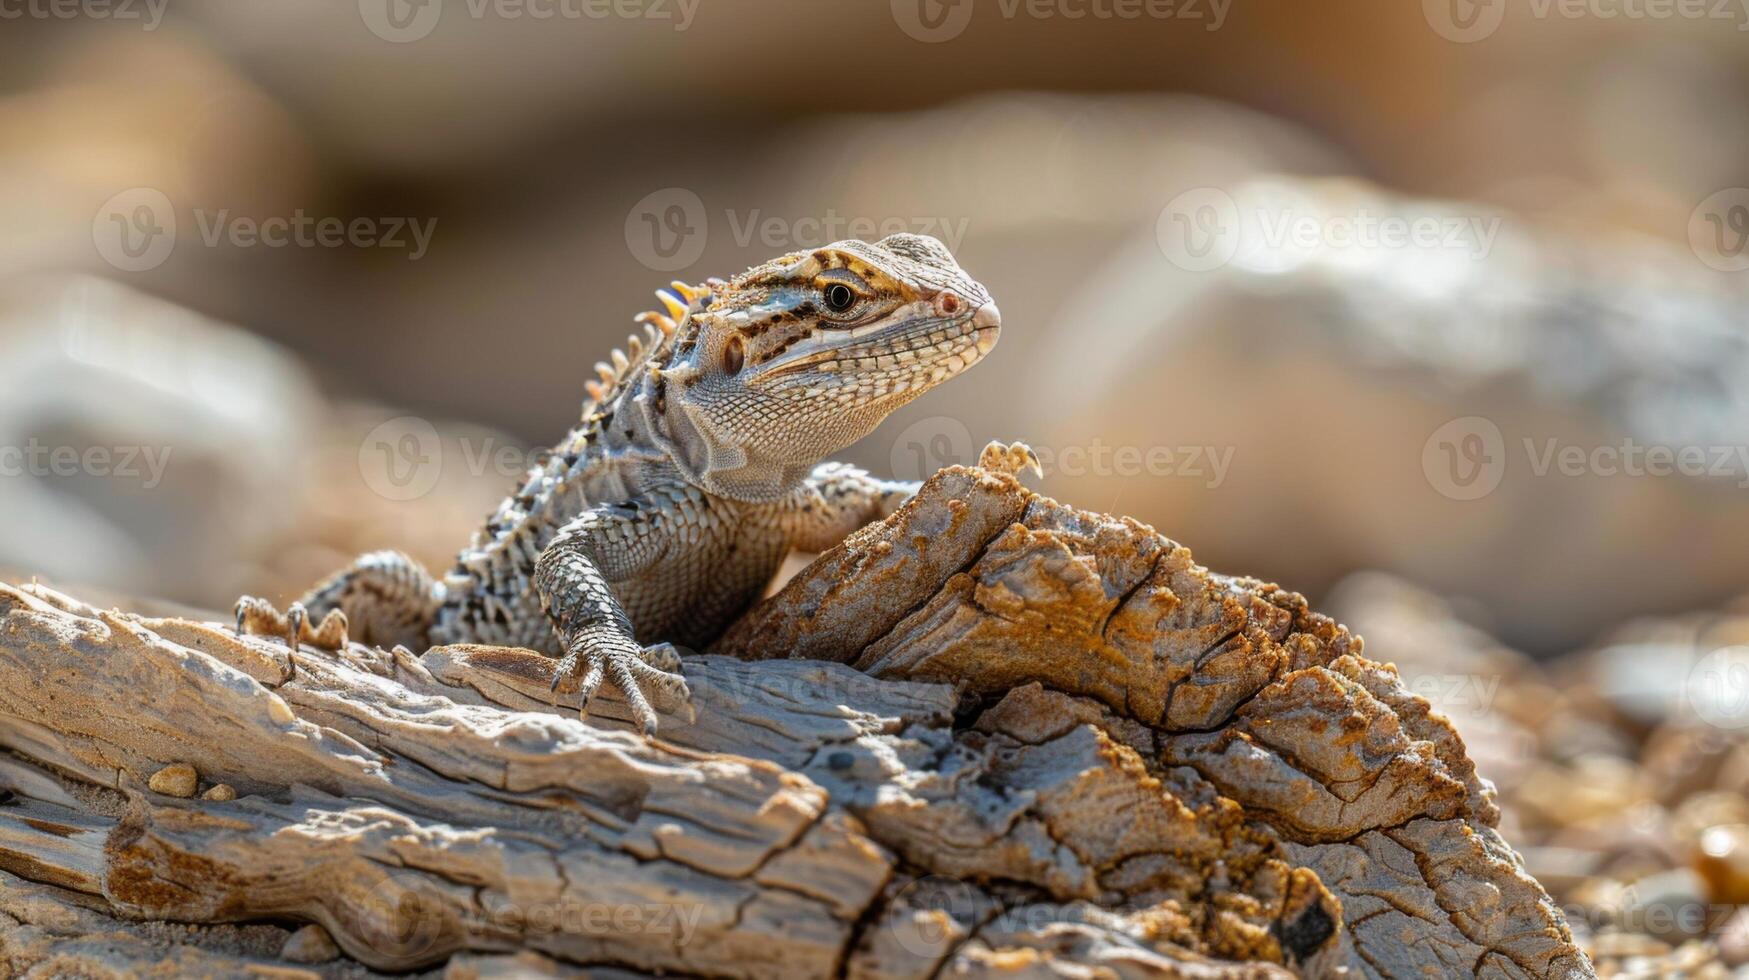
[
  {"xmin": 233, "ymin": 596, "xmax": 349, "ymax": 653},
  {"xmin": 550, "ymin": 638, "xmax": 693, "ymax": 737},
  {"xmin": 979, "ymin": 440, "xmax": 1043, "ymax": 479}
]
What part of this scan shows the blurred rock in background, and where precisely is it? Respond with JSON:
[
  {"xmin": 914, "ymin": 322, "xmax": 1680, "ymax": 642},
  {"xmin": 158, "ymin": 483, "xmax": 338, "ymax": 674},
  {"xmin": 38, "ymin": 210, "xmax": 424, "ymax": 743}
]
[
  {"xmin": 0, "ymin": 276, "xmax": 319, "ymax": 601},
  {"xmin": 1030, "ymin": 180, "xmax": 1749, "ymax": 655}
]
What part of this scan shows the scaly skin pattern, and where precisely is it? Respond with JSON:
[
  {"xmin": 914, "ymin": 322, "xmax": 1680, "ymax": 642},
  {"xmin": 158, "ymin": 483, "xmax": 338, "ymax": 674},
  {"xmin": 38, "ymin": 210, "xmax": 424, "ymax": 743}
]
[{"xmin": 237, "ymin": 234, "xmax": 1003, "ymax": 734}]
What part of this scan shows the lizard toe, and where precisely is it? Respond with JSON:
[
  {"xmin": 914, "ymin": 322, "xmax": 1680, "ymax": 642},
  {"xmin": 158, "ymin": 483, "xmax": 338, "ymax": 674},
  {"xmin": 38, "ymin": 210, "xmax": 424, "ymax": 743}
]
[{"xmin": 979, "ymin": 440, "xmax": 1043, "ymax": 480}]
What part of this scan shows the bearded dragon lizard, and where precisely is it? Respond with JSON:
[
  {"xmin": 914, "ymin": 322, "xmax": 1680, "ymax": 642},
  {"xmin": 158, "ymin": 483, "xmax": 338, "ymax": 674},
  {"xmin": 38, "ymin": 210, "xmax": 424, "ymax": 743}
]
[{"xmin": 236, "ymin": 234, "xmax": 1029, "ymax": 735}]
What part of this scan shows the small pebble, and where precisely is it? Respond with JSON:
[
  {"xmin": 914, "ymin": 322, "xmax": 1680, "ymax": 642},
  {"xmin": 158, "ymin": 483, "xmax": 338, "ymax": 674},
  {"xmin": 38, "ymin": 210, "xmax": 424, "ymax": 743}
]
[
  {"xmin": 280, "ymin": 923, "xmax": 340, "ymax": 964},
  {"xmin": 147, "ymin": 763, "xmax": 198, "ymax": 798},
  {"xmin": 1591, "ymin": 643, "xmax": 1691, "ymax": 729},
  {"xmin": 1620, "ymin": 868, "xmax": 1710, "ymax": 943},
  {"xmin": 267, "ymin": 695, "xmax": 296, "ymax": 725},
  {"xmin": 201, "ymin": 783, "xmax": 237, "ymax": 802}
]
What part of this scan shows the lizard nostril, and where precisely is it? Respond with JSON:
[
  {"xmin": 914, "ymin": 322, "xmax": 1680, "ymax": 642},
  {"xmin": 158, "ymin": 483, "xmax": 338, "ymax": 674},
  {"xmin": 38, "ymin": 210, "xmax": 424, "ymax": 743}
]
[
  {"xmin": 936, "ymin": 292, "xmax": 962, "ymax": 316},
  {"xmin": 723, "ymin": 335, "xmax": 745, "ymax": 376}
]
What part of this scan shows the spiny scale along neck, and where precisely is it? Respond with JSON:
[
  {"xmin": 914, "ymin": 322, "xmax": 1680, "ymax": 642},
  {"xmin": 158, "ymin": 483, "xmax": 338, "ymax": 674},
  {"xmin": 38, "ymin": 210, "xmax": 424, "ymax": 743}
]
[
  {"xmin": 584, "ymin": 277, "xmax": 719, "ymax": 422},
  {"xmin": 469, "ymin": 279, "xmax": 714, "ymax": 549}
]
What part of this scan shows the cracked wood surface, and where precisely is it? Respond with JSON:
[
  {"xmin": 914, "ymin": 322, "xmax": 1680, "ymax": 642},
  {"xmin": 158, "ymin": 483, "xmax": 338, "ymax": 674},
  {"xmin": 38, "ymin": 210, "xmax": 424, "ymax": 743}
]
[{"xmin": 0, "ymin": 466, "xmax": 1591, "ymax": 978}]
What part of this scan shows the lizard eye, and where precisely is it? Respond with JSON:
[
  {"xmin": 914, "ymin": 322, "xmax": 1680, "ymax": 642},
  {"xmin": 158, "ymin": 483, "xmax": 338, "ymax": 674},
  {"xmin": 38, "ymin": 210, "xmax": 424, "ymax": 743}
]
[{"xmin": 822, "ymin": 283, "xmax": 857, "ymax": 314}]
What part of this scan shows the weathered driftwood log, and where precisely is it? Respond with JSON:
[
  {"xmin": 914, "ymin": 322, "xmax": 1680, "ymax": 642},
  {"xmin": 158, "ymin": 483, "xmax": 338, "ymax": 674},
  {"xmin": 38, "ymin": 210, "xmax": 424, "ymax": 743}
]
[{"xmin": 0, "ymin": 466, "xmax": 1592, "ymax": 979}]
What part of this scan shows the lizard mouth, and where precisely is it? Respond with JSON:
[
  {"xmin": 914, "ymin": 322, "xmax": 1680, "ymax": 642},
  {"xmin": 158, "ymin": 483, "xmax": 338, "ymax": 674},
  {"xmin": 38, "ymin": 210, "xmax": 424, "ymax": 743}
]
[
  {"xmin": 757, "ymin": 301, "xmax": 999, "ymax": 385},
  {"xmin": 970, "ymin": 300, "xmax": 1001, "ymax": 353}
]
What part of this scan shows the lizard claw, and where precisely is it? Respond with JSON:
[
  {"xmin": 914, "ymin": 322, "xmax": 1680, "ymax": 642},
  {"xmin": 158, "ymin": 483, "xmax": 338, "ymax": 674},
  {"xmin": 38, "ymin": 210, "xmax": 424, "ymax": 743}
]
[
  {"xmin": 979, "ymin": 440, "xmax": 1043, "ymax": 480},
  {"xmin": 552, "ymin": 638, "xmax": 693, "ymax": 736},
  {"xmin": 286, "ymin": 603, "xmax": 306, "ymax": 653},
  {"xmin": 233, "ymin": 595, "xmax": 350, "ymax": 654}
]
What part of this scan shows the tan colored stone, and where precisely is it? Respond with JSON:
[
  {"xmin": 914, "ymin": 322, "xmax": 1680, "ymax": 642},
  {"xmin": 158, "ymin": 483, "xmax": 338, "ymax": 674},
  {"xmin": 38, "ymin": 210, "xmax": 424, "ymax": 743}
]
[
  {"xmin": 280, "ymin": 923, "xmax": 340, "ymax": 963},
  {"xmin": 146, "ymin": 762, "xmax": 198, "ymax": 798}
]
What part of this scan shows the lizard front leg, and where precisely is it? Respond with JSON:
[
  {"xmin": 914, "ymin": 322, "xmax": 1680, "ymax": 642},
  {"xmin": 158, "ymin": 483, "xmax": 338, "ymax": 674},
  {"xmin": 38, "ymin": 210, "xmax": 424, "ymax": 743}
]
[
  {"xmin": 788, "ymin": 462, "xmax": 920, "ymax": 552},
  {"xmin": 535, "ymin": 503, "xmax": 693, "ymax": 736},
  {"xmin": 787, "ymin": 449, "xmax": 1038, "ymax": 551}
]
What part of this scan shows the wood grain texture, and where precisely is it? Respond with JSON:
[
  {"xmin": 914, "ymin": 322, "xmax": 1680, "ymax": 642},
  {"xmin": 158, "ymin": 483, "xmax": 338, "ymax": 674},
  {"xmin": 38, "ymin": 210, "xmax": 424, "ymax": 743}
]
[{"xmin": 0, "ymin": 466, "xmax": 1591, "ymax": 978}]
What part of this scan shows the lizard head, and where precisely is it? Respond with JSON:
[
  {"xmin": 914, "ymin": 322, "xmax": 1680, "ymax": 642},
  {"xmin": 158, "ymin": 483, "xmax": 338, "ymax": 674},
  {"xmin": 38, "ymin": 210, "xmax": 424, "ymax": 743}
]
[{"xmin": 650, "ymin": 233, "xmax": 999, "ymax": 501}]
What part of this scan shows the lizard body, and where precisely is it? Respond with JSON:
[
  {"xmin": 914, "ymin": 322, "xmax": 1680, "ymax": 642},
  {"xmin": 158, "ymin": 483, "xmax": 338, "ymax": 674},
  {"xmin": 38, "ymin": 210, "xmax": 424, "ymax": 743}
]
[{"xmin": 237, "ymin": 234, "xmax": 1006, "ymax": 733}]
